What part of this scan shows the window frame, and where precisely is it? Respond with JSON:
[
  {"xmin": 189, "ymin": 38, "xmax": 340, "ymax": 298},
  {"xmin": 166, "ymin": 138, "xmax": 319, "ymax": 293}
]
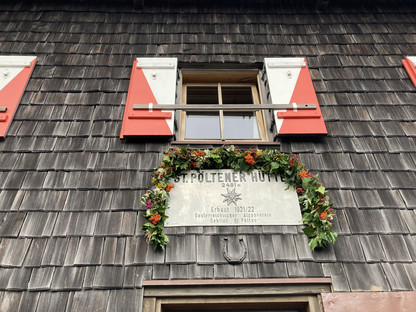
[
  {"xmin": 142, "ymin": 278, "xmax": 332, "ymax": 312},
  {"xmin": 174, "ymin": 69, "xmax": 274, "ymax": 144}
]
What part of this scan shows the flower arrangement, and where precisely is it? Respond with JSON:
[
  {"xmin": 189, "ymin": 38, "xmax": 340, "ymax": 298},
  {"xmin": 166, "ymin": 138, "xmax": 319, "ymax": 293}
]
[{"xmin": 141, "ymin": 146, "xmax": 337, "ymax": 251}]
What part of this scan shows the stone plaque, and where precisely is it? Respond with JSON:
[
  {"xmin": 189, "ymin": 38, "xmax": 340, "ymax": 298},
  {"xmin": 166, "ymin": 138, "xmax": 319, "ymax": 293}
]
[{"xmin": 165, "ymin": 169, "xmax": 302, "ymax": 227}]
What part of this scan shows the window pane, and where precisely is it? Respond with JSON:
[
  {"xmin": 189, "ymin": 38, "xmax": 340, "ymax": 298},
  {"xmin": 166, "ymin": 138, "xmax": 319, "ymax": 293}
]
[
  {"xmin": 187, "ymin": 86, "xmax": 218, "ymax": 104},
  {"xmin": 223, "ymin": 112, "xmax": 260, "ymax": 139},
  {"xmin": 222, "ymin": 86, "xmax": 253, "ymax": 104},
  {"xmin": 185, "ymin": 113, "xmax": 221, "ymax": 139}
]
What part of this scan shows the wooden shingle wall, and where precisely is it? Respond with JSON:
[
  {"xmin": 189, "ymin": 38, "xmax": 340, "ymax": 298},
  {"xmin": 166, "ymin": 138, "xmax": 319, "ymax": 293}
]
[{"xmin": 0, "ymin": 0, "xmax": 416, "ymax": 311}]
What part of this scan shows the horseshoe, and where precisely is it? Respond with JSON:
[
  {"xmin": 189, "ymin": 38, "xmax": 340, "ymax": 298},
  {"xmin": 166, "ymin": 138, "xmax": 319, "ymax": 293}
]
[{"xmin": 222, "ymin": 237, "xmax": 247, "ymax": 264}]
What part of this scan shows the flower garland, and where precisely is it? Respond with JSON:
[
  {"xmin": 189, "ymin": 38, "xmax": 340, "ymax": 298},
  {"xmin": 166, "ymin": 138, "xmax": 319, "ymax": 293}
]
[{"xmin": 141, "ymin": 146, "xmax": 337, "ymax": 251}]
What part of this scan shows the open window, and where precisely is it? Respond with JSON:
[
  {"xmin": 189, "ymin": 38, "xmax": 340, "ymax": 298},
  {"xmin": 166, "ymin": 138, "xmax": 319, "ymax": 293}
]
[
  {"xmin": 120, "ymin": 57, "xmax": 327, "ymax": 141},
  {"xmin": 178, "ymin": 70, "xmax": 268, "ymax": 143}
]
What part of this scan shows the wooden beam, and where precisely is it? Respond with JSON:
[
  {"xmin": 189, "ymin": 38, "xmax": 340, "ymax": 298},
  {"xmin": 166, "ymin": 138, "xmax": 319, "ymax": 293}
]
[
  {"xmin": 133, "ymin": 104, "xmax": 317, "ymax": 111},
  {"xmin": 143, "ymin": 278, "xmax": 332, "ymax": 287}
]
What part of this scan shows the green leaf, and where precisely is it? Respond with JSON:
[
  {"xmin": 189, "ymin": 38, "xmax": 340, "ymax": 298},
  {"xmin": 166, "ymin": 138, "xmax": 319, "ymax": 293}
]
[
  {"xmin": 302, "ymin": 177, "xmax": 312, "ymax": 190},
  {"xmin": 143, "ymin": 146, "xmax": 338, "ymax": 253},
  {"xmin": 238, "ymin": 158, "xmax": 250, "ymax": 171},
  {"xmin": 302, "ymin": 226, "xmax": 316, "ymax": 237},
  {"xmin": 270, "ymin": 161, "xmax": 279, "ymax": 171},
  {"xmin": 317, "ymin": 185, "xmax": 326, "ymax": 194},
  {"xmin": 309, "ymin": 237, "xmax": 318, "ymax": 250}
]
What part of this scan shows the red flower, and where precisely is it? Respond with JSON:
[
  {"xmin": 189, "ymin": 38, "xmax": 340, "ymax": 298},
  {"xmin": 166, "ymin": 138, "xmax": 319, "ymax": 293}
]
[
  {"xmin": 192, "ymin": 162, "xmax": 198, "ymax": 168},
  {"xmin": 320, "ymin": 211, "xmax": 327, "ymax": 220},
  {"xmin": 165, "ymin": 184, "xmax": 174, "ymax": 192},
  {"xmin": 149, "ymin": 213, "xmax": 161, "ymax": 225},
  {"xmin": 296, "ymin": 188, "xmax": 304, "ymax": 194},
  {"xmin": 320, "ymin": 196, "xmax": 326, "ymax": 202},
  {"xmin": 288, "ymin": 160, "xmax": 293, "ymax": 167}
]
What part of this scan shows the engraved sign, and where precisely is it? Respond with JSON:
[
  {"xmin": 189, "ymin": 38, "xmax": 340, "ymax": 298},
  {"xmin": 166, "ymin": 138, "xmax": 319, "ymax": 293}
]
[{"xmin": 165, "ymin": 169, "xmax": 302, "ymax": 227}]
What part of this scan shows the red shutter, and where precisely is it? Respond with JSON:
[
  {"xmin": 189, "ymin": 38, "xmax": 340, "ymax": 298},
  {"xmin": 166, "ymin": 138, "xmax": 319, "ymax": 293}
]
[
  {"xmin": 264, "ymin": 58, "xmax": 327, "ymax": 135},
  {"xmin": 120, "ymin": 58, "xmax": 177, "ymax": 138},
  {"xmin": 0, "ymin": 56, "xmax": 37, "ymax": 137},
  {"xmin": 402, "ymin": 56, "xmax": 416, "ymax": 87}
]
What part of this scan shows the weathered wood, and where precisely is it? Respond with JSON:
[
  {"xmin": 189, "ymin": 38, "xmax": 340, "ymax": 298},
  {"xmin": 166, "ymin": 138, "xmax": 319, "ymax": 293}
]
[
  {"xmin": 142, "ymin": 278, "xmax": 332, "ymax": 287},
  {"xmin": 143, "ymin": 293, "xmax": 329, "ymax": 312},
  {"xmin": 133, "ymin": 104, "xmax": 317, "ymax": 111},
  {"xmin": 144, "ymin": 284, "xmax": 332, "ymax": 297},
  {"xmin": 143, "ymin": 297, "xmax": 157, "ymax": 312},
  {"xmin": 133, "ymin": 0, "xmax": 144, "ymax": 10},
  {"xmin": 316, "ymin": 0, "xmax": 330, "ymax": 11}
]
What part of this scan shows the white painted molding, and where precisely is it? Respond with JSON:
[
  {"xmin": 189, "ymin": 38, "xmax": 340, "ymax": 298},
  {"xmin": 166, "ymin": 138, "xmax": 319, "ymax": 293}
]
[
  {"xmin": 407, "ymin": 56, "xmax": 416, "ymax": 67},
  {"xmin": 136, "ymin": 57, "xmax": 177, "ymax": 69},
  {"xmin": 264, "ymin": 57, "xmax": 306, "ymax": 68},
  {"xmin": 0, "ymin": 56, "xmax": 36, "ymax": 68}
]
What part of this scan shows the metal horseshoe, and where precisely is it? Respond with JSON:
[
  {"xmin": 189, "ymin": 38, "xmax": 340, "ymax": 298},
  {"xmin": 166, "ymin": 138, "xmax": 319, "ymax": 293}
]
[{"xmin": 222, "ymin": 237, "xmax": 247, "ymax": 264}]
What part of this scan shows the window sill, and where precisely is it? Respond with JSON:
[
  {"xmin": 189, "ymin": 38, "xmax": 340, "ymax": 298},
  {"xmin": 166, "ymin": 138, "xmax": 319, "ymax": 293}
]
[{"xmin": 171, "ymin": 140, "xmax": 280, "ymax": 146}]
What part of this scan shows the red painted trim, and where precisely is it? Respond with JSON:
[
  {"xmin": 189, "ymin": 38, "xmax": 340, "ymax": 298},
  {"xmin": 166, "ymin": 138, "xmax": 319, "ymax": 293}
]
[
  {"xmin": 0, "ymin": 58, "xmax": 36, "ymax": 137},
  {"xmin": 128, "ymin": 111, "xmax": 172, "ymax": 119},
  {"xmin": 143, "ymin": 278, "xmax": 332, "ymax": 287},
  {"xmin": 120, "ymin": 59, "xmax": 172, "ymax": 138},
  {"xmin": 403, "ymin": 58, "xmax": 416, "ymax": 88},
  {"xmin": 277, "ymin": 111, "xmax": 321, "ymax": 119},
  {"xmin": 278, "ymin": 61, "xmax": 327, "ymax": 135}
]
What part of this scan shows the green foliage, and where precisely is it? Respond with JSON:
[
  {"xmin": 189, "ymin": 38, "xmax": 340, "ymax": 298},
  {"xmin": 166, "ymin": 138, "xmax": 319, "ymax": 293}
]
[{"xmin": 141, "ymin": 146, "xmax": 337, "ymax": 251}]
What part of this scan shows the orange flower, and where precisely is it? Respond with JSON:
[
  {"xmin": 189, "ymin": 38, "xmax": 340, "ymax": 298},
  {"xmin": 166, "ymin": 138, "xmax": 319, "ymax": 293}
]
[
  {"xmin": 149, "ymin": 213, "xmax": 161, "ymax": 225},
  {"xmin": 192, "ymin": 150, "xmax": 204, "ymax": 156},
  {"xmin": 296, "ymin": 188, "xmax": 304, "ymax": 194},
  {"xmin": 192, "ymin": 162, "xmax": 198, "ymax": 168},
  {"xmin": 244, "ymin": 154, "xmax": 256, "ymax": 165},
  {"xmin": 165, "ymin": 184, "xmax": 174, "ymax": 192},
  {"xmin": 299, "ymin": 170, "xmax": 308, "ymax": 179},
  {"xmin": 320, "ymin": 211, "xmax": 327, "ymax": 220}
]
